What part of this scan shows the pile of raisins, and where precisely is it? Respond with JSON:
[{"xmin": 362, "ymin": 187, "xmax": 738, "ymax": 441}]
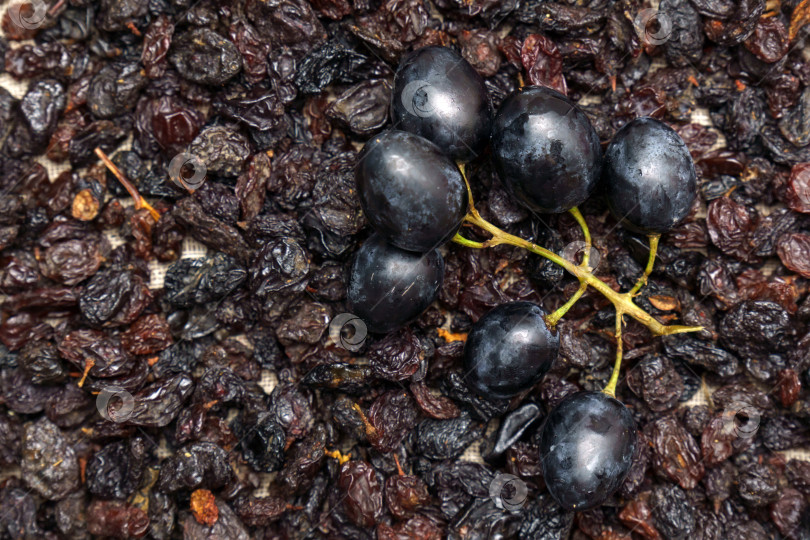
[{"xmin": 1, "ymin": 0, "xmax": 810, "ymax": 538}]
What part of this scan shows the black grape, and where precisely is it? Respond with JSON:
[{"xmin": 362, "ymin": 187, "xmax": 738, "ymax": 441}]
[
  {"xmin": 539, "ymin": 391, "xmax": 637, "ymax": 511},
  {"xmin": 356, "ymin": 130, "xmax": 468, "ymax": 253},
  {"xmin": 491, "ymin": 86, "xmax": 602, "ymax": 214},
  {"xmin": 463, "ymin": 302, "xmax": 559, "ymax": 400},
  {"xmin": 603, "ymin": 117, "xmax": 698, "ymax": 234},
  {"xmin": 347, "ymin": 233, "xmax": 444, "ymax": 334},
  {"xmin": 391, "ymin": 46, "xmax": 492, "ymax": 163}
]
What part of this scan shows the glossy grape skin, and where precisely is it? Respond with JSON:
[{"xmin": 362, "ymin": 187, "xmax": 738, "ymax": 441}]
[
  {"xmin": 604, "ymin": 117, "xmax": 698, "ymax": 234},
  {"xmin": 491, "ymin": 86, "xmax": 602, "ymax": 214},
  {"xmin": 462, "ymin": 302, "xmax": 559, "ymax": 400},
  {"xmin": 539, "ymin": 391, "xmax": 637, "ymax": 511},
  {"xmin": 391, "ymin": 46, "xmax": 492, "ymax": 163},
  {"xmin": 347, "ymin": 234, "xmax": 444, "ymax": 334},
  {"xmin": 356, "ymin": 130, "xmax": 468, "ymax": 253}
]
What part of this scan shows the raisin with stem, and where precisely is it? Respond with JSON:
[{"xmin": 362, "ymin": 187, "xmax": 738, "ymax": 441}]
[
  {"xmin": 58, "ymin": 329, "xmax": 133, "ymax": 381},
  {"xmin": 618, "ymin": 499, "xmax": 659, "ymax": 540},
  {"xmin": 703, "ymin": 0, "xmax": 764, "ymax": 46},
  {"xmin": 278, "ymin": 423, "xmax": 327, "ymax": 495},
  {"xmin": 68, "ymin": 119, "xmax": 129, "ymax": 167},
  {"xmin": 385, "ymin": 468, "xmax": 430, "ymax": 520},
  {"xmin": 302, "ymin": 363, "xmax": 376, "ymax": 394}
]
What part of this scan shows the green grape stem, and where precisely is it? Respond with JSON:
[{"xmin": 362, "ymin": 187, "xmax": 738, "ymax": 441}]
[
  {"xmin": 455, "ymin": 209, "xmax": 699, "ymax": 336},
  {"xmin": 567, "ymin": 207, "xmax": 591, "ymax": 270},
  {"xmin": 628, "ymin": 234, "xmax": 660, "ymax": 296},
  {"xmin": 451, "ymin": 166, "xmax": 702, "ymax": 396},
  {"xmin": 603, "ymin": 312, "xmax": 624, "ymax": 398},
  {"xmin": 545, "ymin": 206, "xmax": 590, "ymax": 326}
]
